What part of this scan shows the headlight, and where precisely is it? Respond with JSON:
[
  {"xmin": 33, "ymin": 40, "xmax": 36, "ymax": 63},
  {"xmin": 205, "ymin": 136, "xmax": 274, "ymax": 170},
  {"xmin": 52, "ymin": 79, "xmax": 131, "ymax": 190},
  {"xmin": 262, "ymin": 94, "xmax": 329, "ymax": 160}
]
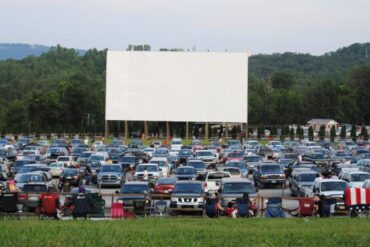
[
  {"xmin": 280, "ymin": 174, "xmax": 286, "ymax": 178},
  {"xmin": 171, "ymin": 197, "xmax": 178, "ymax": 201},
  {"xmin": 261, "ymin": 175, "xmax": 267, "ymax": 178},
  {"xmin": 198, "ymin": 197, "xmax": 204, "ymax": 203}
]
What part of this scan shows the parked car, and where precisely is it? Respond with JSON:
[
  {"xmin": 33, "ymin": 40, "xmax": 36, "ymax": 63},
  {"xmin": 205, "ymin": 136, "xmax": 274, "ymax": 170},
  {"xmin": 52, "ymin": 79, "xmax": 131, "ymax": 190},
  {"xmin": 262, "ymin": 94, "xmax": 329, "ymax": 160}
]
[
  {"xmin": 222, "ymin": 167, "xmax": 242, "ymax": 178},
  {"xmin": 149, "ymin": 157, "xmax": 171, "ymax": 177},
  {"xmin": 219, "ymin": 178, "xmax": 258, "ymax": 207},
  {"xmin": 177, "ymin": 149, "xmax": 193, "ymax": 165},
  {"xmin": 341, "ymin": 171, "xmax": 370, "ymax": 188},
  {"xmin": 289, "ymin": 171, "xmax": 318, "ymax": 197},
  {"xmin": 134, "ymin": 164, "xmax": 162, "ymax": 182},
  {"xmin": 244, "ymin": 155, "xmax": 263, "ymax": 173},
  {"xmin": 187, "ymin": 159, "xmax": 207, "ymax": 178},
  {"xmin": 154, "ymin": 178, "xmax": 177, "ymax": 194},
  {"xmin": 253, "ymin": 163, "xmax": 286, "ymax": 189},
  {"xmin": 18, "ymin": 183, "xmax": 49, "ymax": 212},
  {"xmin": 225, "ymin": 161, "xmax": 248, "ymax": 176},
  {"xmin": 116, "ymin": 181, "xmax": 152, "ymax": 215},
  {"xmin": 170, "ymin": 138, "xmax": 183, "ymax": 151},
  {"xmin": 48, "ymin": 162, "xmax": 68, "ymax": 177},
  {"xmin": 170, "ymin": 181, "xmax": 204, "ymax": 212},
  {"xmin": 194, "ymin": 150, "xmax": 218, "ymax": 169},
  {"xmin": 14, "ymin": 171, "xmax": 50, "ymax": 191},
  {"xmin": 59, "ymin": 168, "xmax": 81, "ymax": 187},
  {"xmin": 56, "ymin": 156, "xmax": 74, "ymax": 167},
  {"xmin": 204, "ymin": 171, "xmax": 231, "ymax": 193},
  {"xmin": 175, "ymin": 166, "xmax": 197, "ymax": 181},
  {"xmin": 97, "ymin": 164, "xmax": 124, "ymax": 188}
]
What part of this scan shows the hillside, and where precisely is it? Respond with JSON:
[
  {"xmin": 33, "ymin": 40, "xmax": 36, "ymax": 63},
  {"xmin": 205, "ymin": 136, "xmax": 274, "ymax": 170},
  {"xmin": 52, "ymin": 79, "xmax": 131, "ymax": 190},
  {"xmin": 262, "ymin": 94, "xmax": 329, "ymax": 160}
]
[{"xmin": 0, "ymin": 43, "xmax": 85, "ymax": 60}]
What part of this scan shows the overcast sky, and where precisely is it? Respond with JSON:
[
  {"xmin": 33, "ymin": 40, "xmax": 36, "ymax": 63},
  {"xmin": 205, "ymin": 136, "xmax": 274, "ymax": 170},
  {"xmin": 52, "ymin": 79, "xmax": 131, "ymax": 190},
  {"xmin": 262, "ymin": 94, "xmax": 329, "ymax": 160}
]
[{"xmin": 0, "ymin": 0, "xmax": 369, "ymax": 55}]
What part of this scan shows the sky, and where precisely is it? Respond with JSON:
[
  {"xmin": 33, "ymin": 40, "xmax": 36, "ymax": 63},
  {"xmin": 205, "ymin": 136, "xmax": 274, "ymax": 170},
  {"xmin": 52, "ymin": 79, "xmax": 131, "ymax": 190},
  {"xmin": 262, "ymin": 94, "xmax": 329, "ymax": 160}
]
[{"xmin": 0, "ymin": 0, "xmax": 369, "ymax": 55}]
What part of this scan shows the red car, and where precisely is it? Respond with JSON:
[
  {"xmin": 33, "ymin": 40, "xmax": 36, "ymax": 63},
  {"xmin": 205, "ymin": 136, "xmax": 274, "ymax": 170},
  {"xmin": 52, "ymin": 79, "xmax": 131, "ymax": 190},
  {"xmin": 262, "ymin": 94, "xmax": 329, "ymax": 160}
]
[{"xmin": 154, "ymin": 178, "xmax": 177, "ymax": 194}]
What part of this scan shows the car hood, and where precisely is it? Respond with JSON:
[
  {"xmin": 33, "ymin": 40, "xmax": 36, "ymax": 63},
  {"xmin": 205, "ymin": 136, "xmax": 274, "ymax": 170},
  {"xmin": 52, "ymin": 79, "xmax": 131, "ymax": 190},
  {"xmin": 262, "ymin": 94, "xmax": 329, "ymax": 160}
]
[
  {"xmin": 350, "ymin": 182, "xmax": 364, "ymax": 188},
  {"xmin": 99, "ymin": 172, "xmax": 122, "ymax": 176},
  {"xmin": 260, "ymin": 171, "xmax": 284, "ymax": 175},
  {"xmin": 176, "ymin": 174, "xmax": 196, "ymax": 178},
  {"xmin": 172, "ymin": 193, "xmax": 202, "ymax": 197}
]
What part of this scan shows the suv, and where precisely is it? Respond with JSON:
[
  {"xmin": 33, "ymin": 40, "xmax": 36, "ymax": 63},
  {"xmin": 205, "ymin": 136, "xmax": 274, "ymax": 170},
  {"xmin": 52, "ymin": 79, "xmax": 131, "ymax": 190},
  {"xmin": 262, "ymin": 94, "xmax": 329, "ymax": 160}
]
[
  {"xmin": 177, "ymin": 149, "xmax": 193, "ymax": 165},
  {"xmin": 170, "ymin": 181, "xmax": 204, "ymax": 212},
  {"xmin": 175, "ymin": 166, "xmax": 197, "ymax": 181},
  {"xmin": 116, "ymin": 181, "xmax": 151, "ymax": 215},
  {"xmin": 253, "ymin": 163, "xmax": 286, "ymax": 189},
  {"xmin": 187, "ymin": 159, "xmax": 206, "ymax": 178},
  {"xmin": 244, "ymin": 155, "xmax": 263, "ymax": 173},
  {"xmin": 204, "ymin": 171, "xmax": 231, "ymax": 193},
  {"xmin": 97, "ymin": 164, "xmax": 124, "ymax": 188}
]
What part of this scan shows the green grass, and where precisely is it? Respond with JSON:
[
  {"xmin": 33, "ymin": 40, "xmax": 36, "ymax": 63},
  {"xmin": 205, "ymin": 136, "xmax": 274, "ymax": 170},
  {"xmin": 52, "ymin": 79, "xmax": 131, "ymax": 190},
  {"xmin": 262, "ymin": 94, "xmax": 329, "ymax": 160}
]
[{"xmin": 1, "ymin": 218, "xmax": 369, "ymax": 246}]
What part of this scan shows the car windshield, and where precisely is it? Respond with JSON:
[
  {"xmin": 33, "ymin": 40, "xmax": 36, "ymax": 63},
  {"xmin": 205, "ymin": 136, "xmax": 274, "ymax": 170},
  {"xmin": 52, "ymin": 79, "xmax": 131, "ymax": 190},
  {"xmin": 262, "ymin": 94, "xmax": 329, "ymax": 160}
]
[
  {"xmin": 312, "ymin": 154, "xmax": 324, "ymax": 159},
  {"xmin": 351, "ymin": 173, "xmax": 370, "ymax": 182},
  {"xmin": 23, "ymin": 185, "xmax": 48, "ymax": 192},
  {"xmin": 101, "ymin": 165, "xmax": 121, "ymax": 172},
  {"xmin": 298, "ymin": 173, "xmax": 317, "ymax": 182},
  {"xmin": 121, "ymin": 157, "xmax": 135, "ymax": 162},
  {"xmin": 260, "ymin": 165, "xmax": 281, "ymax": 172},
  {"xmin": 226, "ymin": 162, "xmax": 245, "ymax": 169},
  {"xmin": 90, "ymin": 155, "xmax": 104, "ymax": 161},
  {"xmin": 172, "ymin": 141, "xmax": 182, "ymax": 145},
  {"xmin": 58, "ymin": 157, "xmax": 70, "ymax": 161},
  {"xmin": 228, "ymin": 152, "xmax": 243, "ymax": 158},
  {"xmin": 49, "ymin": 163, "xmax": 62, "ymax": 168},
  {"xmin": 229, "ymin": 140, "xmax": 241, "ymax": 145},
  {"xmin": 150, "ymin": 161, "xmax": 168, "ymax": 167},
  {"xmin": 247, "ymin": 156, "xmax": 261, "ymax": 162},
  {"xmin": 81, "ymin": 152, "xmax": 92, "ymax": 158},
  {"xmin": 49, "ymin": 148, "xmax": 62, "ymax": 153},
  {"xmin": 188, "ymin": 162, "xmax": 205, "ymax": 169},
  {"xmin": 62, "ymin": 169, "xmax": 78, "ymax": 176},
  {"xmin": 177, "ymin": 167, "xmax": 195, "ymax": 174},
  {"xmin": 17, "ymin": 174, "xmax": 45, "ymax": 183},
  {"xmin": 207, "ymin": 173, "xmax": 230, "ymax": 180},
  {"xmin": 174, "ymin": 183, "xmax": 202, "ymax": 194},
  {"xmin": 223, "ymin": 182, "xmax": 254, "ymax": 194},
  {"xmin": 122, "ymin": 184, "xmax": 148, "ymax": 194},
  {"xmin": 154, "ymin": 149, "xmax": 168, "ymax": 155},
  {"xmin": 224, "ymin": 168, "xmax": 240, "ymax": 175},
  {"xmin": 157, "ymin": 178, "xmax": 177, "ymax": 185},
  {"xmin": 196, "ymin": 151, "xmax": 214, "ymax": 157},
  {"xmin": 321, "ymin": 182, "xmax": 348, "ymax": 192},
  {"xmin": 136, "ymin": 165, "xmax": 158, "ymax": 172},
  {"xmin": 179, "ymin": 150, "xmax": 192, "ymax": 155},
  {"xmin": 14, "ymin": 161, "xmax": 31, "ymax": 167}
]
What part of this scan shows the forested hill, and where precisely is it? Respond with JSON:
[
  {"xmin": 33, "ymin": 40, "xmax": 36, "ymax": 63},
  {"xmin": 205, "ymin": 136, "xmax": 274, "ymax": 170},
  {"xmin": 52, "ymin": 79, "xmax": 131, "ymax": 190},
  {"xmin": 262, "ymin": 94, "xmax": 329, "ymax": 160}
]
[
  {"xmin": 0, "ymin": 43, "xmax": 85, "ymax": 60},
  {"xmin": 0, "ymin": 43, "xmax": 369, "ymax": 134},
  {"xmin": 250, "ymin": 43, "xmax": 370, "ymax": 82}
]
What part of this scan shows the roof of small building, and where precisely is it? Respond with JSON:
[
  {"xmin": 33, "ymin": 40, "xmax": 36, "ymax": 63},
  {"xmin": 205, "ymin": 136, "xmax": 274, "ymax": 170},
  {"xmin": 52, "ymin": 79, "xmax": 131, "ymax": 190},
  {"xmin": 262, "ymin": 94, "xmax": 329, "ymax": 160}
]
[{"xmin": 307, "ymin": 119, "xmax": 338, "ymax": 125}]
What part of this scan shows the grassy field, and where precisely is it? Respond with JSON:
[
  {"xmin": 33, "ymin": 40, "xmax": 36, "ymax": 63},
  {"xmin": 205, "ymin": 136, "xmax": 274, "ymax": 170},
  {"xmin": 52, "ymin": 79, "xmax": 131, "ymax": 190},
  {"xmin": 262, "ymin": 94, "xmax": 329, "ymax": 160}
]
[{"xmin": 1, "ymin": 218, "xmax": 369, "ymax": 247}]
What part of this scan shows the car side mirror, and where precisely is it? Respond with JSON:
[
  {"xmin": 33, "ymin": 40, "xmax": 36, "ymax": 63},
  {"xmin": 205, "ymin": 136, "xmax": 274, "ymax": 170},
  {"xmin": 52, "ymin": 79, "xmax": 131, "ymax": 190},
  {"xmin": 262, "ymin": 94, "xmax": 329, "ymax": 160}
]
[{"xmin": 115, "ymin": 190, "xmax": 119, "ymax": 194}]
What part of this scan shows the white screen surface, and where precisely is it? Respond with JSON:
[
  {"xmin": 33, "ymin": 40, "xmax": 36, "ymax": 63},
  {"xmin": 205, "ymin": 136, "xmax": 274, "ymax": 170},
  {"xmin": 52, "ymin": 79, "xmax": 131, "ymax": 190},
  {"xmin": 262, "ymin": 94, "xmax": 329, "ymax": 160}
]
[{"xmin": 106, "ymin": 51, "xmax": 248, "ymax": 123}]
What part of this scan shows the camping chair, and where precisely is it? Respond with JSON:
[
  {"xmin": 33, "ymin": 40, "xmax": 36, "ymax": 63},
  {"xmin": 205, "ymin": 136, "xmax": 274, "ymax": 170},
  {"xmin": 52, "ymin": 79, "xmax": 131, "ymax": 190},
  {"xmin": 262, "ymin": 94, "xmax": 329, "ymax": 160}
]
[
  {"xmin": 87, "ymin": 193, "xmax": 105, "ymax": 218},
  {"xmin": 205, "ymin": 198, "xmax": 219, "ymax": 218},
  {"xmin": 0, "ymin": 192, "xmax": 20, "ymax": 219},
  {"xmin": 299, "ymin": 198, "xmax": 315, "ymax": 217},
  {"xmin": 264, "ymin": 197, "xmax": 285, "ymax": 218},
  {"xmin": 38, "ymin": 192, "xmax": 60, "ymax": 219},
  {"xmin": 319, "ymin": 196, "xmax": 337, "ymax": 218},
  {"xmin": 236, "ymin": 197, "xmax": 250, "ymax": 217},
  {"xmin": 72, "ymin": 193, "xmax": 90, "ymax": 219},
  {"xmin": 153, "ymin": 200, "xmax": 168, "ymax": 217}
]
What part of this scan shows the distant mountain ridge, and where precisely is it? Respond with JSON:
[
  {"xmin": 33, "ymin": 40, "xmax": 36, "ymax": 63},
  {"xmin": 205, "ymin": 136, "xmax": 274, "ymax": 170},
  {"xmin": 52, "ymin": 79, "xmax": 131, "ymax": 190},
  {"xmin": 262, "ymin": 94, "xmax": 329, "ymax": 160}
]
[{"xmin": 0, "ymin": 43, "xmax": 85, "ymax": 60}]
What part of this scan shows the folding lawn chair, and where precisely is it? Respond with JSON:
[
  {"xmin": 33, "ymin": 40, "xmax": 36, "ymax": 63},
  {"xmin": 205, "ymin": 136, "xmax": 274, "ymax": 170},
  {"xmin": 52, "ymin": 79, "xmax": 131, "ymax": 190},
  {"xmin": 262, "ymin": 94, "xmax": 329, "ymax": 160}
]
[{"xmin": 0, "ymin": 192, "xmax": 20, "ymax": 220}]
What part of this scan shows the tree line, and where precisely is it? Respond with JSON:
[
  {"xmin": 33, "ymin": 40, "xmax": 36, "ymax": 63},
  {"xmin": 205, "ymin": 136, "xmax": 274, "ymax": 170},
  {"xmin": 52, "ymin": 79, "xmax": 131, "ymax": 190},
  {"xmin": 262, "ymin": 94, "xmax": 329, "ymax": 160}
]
[{"xmin": 0, "ymin": 43, "xmax": 369, "ymax": 135}]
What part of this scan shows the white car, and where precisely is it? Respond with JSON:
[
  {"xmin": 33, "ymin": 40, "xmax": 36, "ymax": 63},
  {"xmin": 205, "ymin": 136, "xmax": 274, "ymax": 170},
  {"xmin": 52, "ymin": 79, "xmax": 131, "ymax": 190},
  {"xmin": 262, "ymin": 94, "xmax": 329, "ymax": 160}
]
[
  {"xmin": 341, "ymin": 171, "xmax": 370, "ymax": 188},
  {"xmin": 144, "ymin": 148, "xmax": 155, "ymax": 158},
  {"xmin": 311, "ymin": 179, "xmax": 349, "ymax": 197},
  {"xmin": 134, "ymin": 164, "xmax": 162, "ymax": 182},
  {"xmin": 92, "ymin": 141, "xmax": 104, "ymax": 150},
  {"xmin": 56, "ymin": 156, "xmax": 74, "ymax": 167},
  {"xmin": 48, "ymin": 162, "xmax": 68, "ymax": 177},
  {"xmin": 204, "ymin": 171, "xmax": 231, "ymax": 193},
  {"xmin": 150, "ymin": 157, "xmax": 170, "ymax": 177}
]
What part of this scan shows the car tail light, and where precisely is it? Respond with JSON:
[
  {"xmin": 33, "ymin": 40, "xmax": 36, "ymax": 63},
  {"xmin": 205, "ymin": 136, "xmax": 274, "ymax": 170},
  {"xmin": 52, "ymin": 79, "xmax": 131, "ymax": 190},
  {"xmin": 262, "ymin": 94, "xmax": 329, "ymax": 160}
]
[
  {"xmin": 74, "ymin": 176, "xmax": 79, "ymax": 179},
  {"xmin": 204, "ymin": 182, "xmax": 207, "ymax": 187},
  {"xmin": 19, "ymin": 193, "xmax": 28, "ymax": 200}
]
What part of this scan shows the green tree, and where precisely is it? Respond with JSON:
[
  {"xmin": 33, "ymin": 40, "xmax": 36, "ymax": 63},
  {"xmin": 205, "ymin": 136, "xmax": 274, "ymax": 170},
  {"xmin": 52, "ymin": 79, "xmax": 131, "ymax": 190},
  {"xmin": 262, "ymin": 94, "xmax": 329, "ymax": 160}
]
[
  {"xmin": 257, "ymin": 127, "xmax": 264, "ymax": 140},
  {"xmin": 351, "ymin": 124, "xmax": 357, "ymax": 141},
  {"xmin": 361, "ymin": 127, "xmax": 368, "ymax": 141},
  {"xmin": 319, "ymin": 125, "xmax": 326, "ymax": 140},
  {"xmin": 289, "ymin": 128, "xmax": 295, "ymax": 141},
  {"xmin": 330, "ymin": 126, "xmax": 336, "ymax": 142},
  {"xmin": 340, "ymin": 125, "xmax": 347, "ymax": 139},
  {"xmin": 308, "ymin": 126, "xmax": 314, "ymax": 141},
  {"xmin": 270, "ymin": 72, "xmax": 296, "ymax": 90}
]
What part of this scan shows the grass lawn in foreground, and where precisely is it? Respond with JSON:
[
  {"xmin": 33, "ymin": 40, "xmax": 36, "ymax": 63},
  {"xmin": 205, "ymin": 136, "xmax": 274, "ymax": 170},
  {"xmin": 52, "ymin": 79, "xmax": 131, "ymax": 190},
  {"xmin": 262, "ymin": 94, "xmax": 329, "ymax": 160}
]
[{"xmin": 0, "ymin": 218, "xmax": 369, "ymax": 247}]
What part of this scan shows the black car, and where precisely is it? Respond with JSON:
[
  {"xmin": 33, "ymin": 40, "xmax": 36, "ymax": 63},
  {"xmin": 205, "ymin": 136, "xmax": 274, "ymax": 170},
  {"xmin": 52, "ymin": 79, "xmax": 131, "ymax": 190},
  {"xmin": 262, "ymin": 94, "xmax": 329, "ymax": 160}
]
[
  {"xmin": 116, "ymin": 181, "xmax": 152, "ymax": 215},
  {"xmin": 59, "ymin": 168, "xmax": 81, "ymax": 186},
  {"xmin": 178, "ymin": 149, "xmax": 193, "ymax": 165}
]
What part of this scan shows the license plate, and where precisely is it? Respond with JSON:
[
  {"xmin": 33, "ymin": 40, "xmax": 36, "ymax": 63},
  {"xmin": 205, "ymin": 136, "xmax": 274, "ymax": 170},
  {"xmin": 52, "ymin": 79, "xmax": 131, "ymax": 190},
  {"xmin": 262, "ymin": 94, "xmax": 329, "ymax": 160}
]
[
  {"xmin": 271, "ymin": 180, "xmax": 276, "ymax": 183},
  {"xmin": 29, "ymin": 196, "xmax": 38, "ymax": 201},
  {"xmin": 66, "ymin": 176, "xmax": 72, "ymax": 179},
  {"xmin": 164, "ymin": 190, "xmax": 169, "ymax": 193},
  {"xmin": 338, "ymin": 205, "xmax": 345, "ymax": 210}
]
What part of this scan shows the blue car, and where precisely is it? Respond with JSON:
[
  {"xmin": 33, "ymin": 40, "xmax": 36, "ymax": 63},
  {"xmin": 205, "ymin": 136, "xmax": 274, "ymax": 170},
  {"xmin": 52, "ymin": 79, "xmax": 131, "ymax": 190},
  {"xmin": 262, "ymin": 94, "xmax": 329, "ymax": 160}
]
[{"xmin": 253, "ymin": 163, "xmax": 286, "ymax": 189}]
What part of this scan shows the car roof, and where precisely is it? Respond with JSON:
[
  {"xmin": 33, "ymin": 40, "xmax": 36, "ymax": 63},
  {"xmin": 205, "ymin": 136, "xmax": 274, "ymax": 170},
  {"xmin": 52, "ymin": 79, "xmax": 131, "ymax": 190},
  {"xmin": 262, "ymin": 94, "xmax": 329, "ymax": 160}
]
[
  {"xmin": 124, "ymin": 181, "xmax": 149, "ymax": 185},
  {"xmin": 347, "ymin": 171, "xmax": 370, "ymax": 175},
  {"xmin": 221, "ymin": 177, "xmax": 252, "ymax": 183},
  {"xmin": 175, "ymin": 180, "xmax": 202, "ymax": 185},
  {"xmin": 317, "ymin": 179, "xmax": 346, "ymax": 183}
]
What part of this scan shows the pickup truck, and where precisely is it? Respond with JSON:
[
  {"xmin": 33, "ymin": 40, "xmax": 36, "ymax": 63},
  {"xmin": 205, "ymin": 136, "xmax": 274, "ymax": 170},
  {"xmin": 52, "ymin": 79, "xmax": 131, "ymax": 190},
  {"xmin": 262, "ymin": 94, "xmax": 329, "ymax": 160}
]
[{"xmin": 204, "ymin": 171, "xmax": 231, "ymax": 193}]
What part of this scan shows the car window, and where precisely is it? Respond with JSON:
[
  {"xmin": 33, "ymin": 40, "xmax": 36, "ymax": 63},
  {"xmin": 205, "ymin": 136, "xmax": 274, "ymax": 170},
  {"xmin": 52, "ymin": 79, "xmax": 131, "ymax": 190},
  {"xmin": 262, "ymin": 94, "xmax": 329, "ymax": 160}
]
[
  {"xmin": 223, "ymin": 183, "xmax": 254, "ymax": 194},
  {"xmin": 207, "ymin": 173, "xmax": 230, "ymax": 180},
  {"xmin": 174, "ymin": 183, "xmax": 202, "ymax": 194}
]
